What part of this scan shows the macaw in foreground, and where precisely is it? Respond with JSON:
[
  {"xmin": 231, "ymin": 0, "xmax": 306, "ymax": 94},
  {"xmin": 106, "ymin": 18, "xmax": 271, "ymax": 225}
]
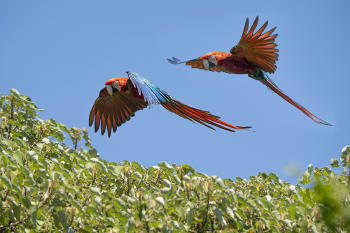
[
  {"xmin": 168, "ymin": 16, "xmax": 331, "ymax": 126},
  {"xmin": 89, "ymin": 72, "xmax": 251, "ymax": 137}
]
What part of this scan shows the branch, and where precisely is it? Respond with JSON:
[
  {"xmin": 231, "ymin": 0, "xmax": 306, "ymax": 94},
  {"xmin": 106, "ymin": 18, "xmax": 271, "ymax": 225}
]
[
  {"xmin": 200, "ymin": 190, "xmax": 211, "ymax": 233},
  {"xmin": 7, "ymin": 97, "xmax": 14, "ymax": 138}
]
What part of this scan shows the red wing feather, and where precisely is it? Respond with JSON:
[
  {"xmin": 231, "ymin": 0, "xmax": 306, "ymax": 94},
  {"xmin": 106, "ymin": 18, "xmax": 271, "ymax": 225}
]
[
  {"xmin": 231, "ymin": 16, "xmax": 279, "ymax": 73},
  {"xmin": 89, "ymin": 88, "xmax": 148, "ymax": 137}
]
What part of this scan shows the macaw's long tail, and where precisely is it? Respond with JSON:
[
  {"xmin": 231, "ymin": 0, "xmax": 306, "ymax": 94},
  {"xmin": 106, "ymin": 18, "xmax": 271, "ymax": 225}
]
[
  {"xmin": 161, "ymin": 99, "xmax": 251, "ymax": 132},
  {"xmin": 255, "ymin": 72, "xmax": 332, "ymax": 126}
]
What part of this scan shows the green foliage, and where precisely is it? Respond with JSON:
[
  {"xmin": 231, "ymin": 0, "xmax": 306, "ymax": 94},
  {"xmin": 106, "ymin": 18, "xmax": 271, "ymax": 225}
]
[{"xmin": 0, "ymin": 89, "xmax": 349, "ymax": 232}]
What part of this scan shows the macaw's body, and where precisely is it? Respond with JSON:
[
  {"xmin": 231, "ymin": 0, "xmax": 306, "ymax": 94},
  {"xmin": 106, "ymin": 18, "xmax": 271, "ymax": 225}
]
[
  {"xmin": 186, "ymin": 51, "xmax": 256, "ymax": 75},
  {"xmin": 89, "ymin": 72, "xmax": 251, "ymax": 137},
  {"xmin": 168, "ymin": 17, "xmax": 331, "ymax": 126}
]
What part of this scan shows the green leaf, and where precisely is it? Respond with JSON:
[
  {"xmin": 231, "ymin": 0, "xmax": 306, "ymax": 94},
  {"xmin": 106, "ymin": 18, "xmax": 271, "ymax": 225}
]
[
  {"xmin": 156, "ymin": 196, "xmax": 165, "ymax": 206},
  {"xmin": 158, "ymin": 161, "xmax": 173, "ymax": 170},
  {"xmin": 52, "ymin": 211, "xmax": 61, "ymax": 228},
  {"xmin": 186, "ymin": 208, "xmax": 194, "ymax": 225},
  {"xmin": 342, "ymin": 145, "xmax": 350, "ymax": 156},
  {"xmin": 31, "ymin": 210, "xmax": 37, "ymax": 226},
  {"xmin": 214, "ymin": 207, "xmax": 227, "ymax": 226},
  {"xmin": 13, "ymin": 151, "xmax": 24, "ymax": 164},
  {"xmin": 181, "ymin": 164, "xmax": 195, "ymax": 174},
  {"xmin": 11, "ymin": 202, "xmax": 21, "ymax": 221},
  {"xmin": 10, "ymin": 88, "xmax": 20, "ymax": 96},
  {"xmin": 127, "ymin": 217, "xmax": 136, "ymax": 232},
  {"xmin": 0, "ymin": 175, "xmax": 12, "ymax": 188},
  {"xmin": 21, "ymin": 197, "xmax": 32, "ymax": 209},
  {"xmin": 1, "ymin": 154, "xmax": 9, "ymax": 167},
  {"xmin": 58, "ymin": 210, "xmax": 68, "ymax": 229},
  {"xmin": 226, "ymin": 207, "xmax": 235, "ymax": 219}
]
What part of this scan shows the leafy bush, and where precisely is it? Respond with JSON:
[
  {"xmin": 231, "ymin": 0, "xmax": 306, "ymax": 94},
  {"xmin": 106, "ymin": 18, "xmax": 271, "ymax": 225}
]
[{"xmin": 0, "ymin": 89, "xmax": 349, "ymax": 232}]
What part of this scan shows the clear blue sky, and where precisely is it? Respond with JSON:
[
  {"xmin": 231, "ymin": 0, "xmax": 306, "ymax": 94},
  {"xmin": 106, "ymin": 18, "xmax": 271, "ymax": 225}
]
[{"xmin": 1, "ymin": 0, "xmax": 349, "ymax": 182}]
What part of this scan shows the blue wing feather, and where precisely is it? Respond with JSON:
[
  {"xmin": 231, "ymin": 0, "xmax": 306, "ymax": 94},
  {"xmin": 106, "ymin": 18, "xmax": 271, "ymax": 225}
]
[{"xmin": 127, "ymin": 72, "xmax": 172, "ymax": 105}]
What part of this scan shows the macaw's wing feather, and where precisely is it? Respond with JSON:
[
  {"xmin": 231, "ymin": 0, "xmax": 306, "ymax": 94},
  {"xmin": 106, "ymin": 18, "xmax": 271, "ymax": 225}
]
[
  {"xmin": 89, "ymin": 88, "xmax": 148, "ymax": 137},
  {"xmin": 231, "ymin": 16, "xmax": 279, "ymax": 74},
  {"xmin": 162, "ymin": 99, "xmax": 251, "ymax": 132},
  {"xmin": 129, "ymin": 72, "xmax": 251, "ymax": 132},
  {"xmin": 128, "ymin": 71, "xmax": 172, "ymax": 104}
]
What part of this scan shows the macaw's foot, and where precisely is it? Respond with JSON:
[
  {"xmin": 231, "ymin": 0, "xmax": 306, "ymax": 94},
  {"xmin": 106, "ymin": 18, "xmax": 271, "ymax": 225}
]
[{"xmin": 248, "ymin": 69, "xmax": 264, "ymax": 80}]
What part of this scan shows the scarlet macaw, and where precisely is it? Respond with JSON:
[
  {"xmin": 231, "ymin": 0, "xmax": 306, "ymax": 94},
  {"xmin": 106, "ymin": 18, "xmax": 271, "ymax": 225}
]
[
  {"xmin": 168, "ymin": 16, "xmax": 331, "ymax": 126},
  {"xmin": 89, "ymin": 72, "xmax": 251, "ymax": 137}
]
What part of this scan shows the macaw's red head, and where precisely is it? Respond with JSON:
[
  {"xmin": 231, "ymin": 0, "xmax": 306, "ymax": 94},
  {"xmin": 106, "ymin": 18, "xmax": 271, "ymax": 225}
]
[
  {"xmin": 104, "ymin": 78, "xmax": 122, "ymax": 96},
  {"xmin": 198, "ymin": 52, "xmax": 219, "ymax": 70}
]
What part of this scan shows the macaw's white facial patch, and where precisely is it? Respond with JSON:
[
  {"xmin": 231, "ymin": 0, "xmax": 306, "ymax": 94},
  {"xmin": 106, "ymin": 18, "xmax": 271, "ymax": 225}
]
[
  {"xmin": 111, "ymin": 81, "xmax": 121, "ymax": 92},
  {"xmin": 106, "ymin": 85, "xmax": 113, "ymax": 96},
  {"xmin": 208, "ymin": 55, "xmax": 218, "ymax": 66},
  {"xmin": 202, "ymin": 59, "xmax": 209, "ymax": 70}
]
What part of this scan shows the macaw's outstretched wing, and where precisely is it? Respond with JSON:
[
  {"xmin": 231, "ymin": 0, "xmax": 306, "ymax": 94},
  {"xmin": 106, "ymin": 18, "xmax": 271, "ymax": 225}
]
[
  {"xmin": 89, "ymin": 87, "xmax": 148, "ymax": 137},
  {"xmin": 230, "ymin": 16, "xmax": 279, "ymax": 74},
  {"xmin": 128, "ymin": 72, "xmax": 251, "ymax": 132}
]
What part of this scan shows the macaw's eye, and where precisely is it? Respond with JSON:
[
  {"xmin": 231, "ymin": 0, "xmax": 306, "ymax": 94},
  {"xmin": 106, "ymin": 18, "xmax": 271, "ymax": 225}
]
[
  {"xmin": 111, "ymin": 81, "xmax": 119, "ymax": 89},
  {"xmin": 208, "ymin": 55, "xmax": 218, "ymax": 66},
  {"xmin": 111, "ymin": 81, "xmax": 121, "ymax": 92}
]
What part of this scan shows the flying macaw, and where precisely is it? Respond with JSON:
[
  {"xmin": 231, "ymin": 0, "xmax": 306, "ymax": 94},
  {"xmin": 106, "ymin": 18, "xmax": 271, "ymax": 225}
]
[
  {"xmin": 89, "ymin": 72, "xmax": 251, "ymax": 137},
  {"xmin": 168, "ymin": 16, "xmax": 331, "ymax": 126}
]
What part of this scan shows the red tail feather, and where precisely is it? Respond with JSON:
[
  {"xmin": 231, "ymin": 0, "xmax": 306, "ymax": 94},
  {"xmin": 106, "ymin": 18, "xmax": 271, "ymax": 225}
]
[
  {"xmin": 162, "ymin": 100, "xmax": 252, "ymax": 132},
  {"xmin": 261, "ymin": 76, "xmax": 331, "ymax": 125}
]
